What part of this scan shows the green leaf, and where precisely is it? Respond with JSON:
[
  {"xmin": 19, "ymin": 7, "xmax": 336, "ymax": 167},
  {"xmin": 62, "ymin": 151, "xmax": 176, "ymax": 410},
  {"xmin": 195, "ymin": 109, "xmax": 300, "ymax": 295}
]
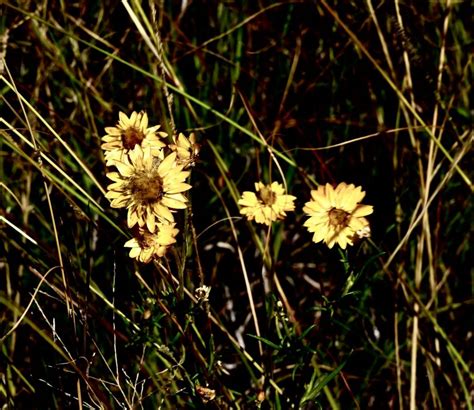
[
  {"xmin": 247, "ymin": 334, "xmax": 282, "ymax": 350},
  {"xmin": 300, "ymin": 359, "xmax": 347, "ymax": 405}
]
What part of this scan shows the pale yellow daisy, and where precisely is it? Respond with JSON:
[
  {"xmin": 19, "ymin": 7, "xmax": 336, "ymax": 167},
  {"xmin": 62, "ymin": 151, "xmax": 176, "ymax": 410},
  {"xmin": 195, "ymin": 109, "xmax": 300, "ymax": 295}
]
[
  {"xmin": 105, "ymin": 146, "xmax": 191, "ymax": 232},
  {"xmin": 238, "ymin": 181, "xmax": 296, "ymax": 226},
  {"xmin": 303, "ymin": 182, "xmax": 373, "ymax": 249},
  {"xmin": 169, "ymin": 132, "xmax": 200, "ymax": 168},
  {"xmin": 124, "ymin": 223, "xmax": 179, "ymax": 263},
  {"xmin": 101, "ymin": 111, "xmax": 167, "ymax": 165}
]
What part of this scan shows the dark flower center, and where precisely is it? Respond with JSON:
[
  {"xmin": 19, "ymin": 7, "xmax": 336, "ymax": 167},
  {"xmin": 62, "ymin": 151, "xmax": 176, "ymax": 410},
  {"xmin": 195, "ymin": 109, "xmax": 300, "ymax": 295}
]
[
  {"xmin": 259, "ymin": 186, "xmax": 277, "ymax": 205},
  {"xmin": 137, "ymin": 233, "xmax": 153, "ymax": 249},
  {"xmin": 129, "ymin": 172, "xmax": 163, "ymax": 204},
  {"xmin": 121, "ymin": 127, "xmax": 145, "ymax": 150},
  {"xmin": 328, "ymin": 208, "xmax": 350, "ymax": 227}
]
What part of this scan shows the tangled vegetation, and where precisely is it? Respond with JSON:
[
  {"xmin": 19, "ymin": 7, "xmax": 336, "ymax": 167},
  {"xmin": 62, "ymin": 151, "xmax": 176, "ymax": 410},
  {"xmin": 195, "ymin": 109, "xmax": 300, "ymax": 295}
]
[{"xmin": 1, "ymin": 1, "xmax": 472, "ymax": 408}]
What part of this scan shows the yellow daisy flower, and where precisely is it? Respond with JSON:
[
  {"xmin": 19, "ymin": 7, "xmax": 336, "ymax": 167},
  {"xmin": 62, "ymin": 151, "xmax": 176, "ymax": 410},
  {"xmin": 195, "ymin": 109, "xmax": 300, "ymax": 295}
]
[
  {"xmin": 105, "ymin": 146, "xmax": 191, "ymax": 232},
  {"xmin": 169, "ymin": 132, "xmax": 200, "ymax": 168},
  {"xmin": 101, "ymin": 111, "xmax": 167, "ymax": 165},
  {"xmin": 124, "ymin": 223, "xmax": 179, "ymax": 263},
  {"xmin": 238, "ymin": 181, "xmax": 296, "ymax": 226},
  {"xmin": 303, "ymin": 182, "xmax": 373, "ymax": 249}
]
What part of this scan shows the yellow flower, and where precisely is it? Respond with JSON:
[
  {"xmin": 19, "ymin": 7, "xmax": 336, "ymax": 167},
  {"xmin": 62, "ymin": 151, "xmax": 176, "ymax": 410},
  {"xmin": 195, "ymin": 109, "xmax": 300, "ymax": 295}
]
[
  {"xmin": 303, "ymin": 182, "xmax": 373, "ymax": 249},
  {"xmin": 238, "ymin": 181, "xmax": 296, "ymax": 226},
  {"xmin": 169, "ymin": 132, "xmax": 200, "ymax": 168},
  {"xmin": 105, "ymin": 146, "xmax": 191, "ymax": 232},
  {"xmin": 101, "ymin": 111, "xmax": 167, "ymax": 165},
  {"xmin": 124, "ymin": 223, "xmax": 179, "ymax": 263}
]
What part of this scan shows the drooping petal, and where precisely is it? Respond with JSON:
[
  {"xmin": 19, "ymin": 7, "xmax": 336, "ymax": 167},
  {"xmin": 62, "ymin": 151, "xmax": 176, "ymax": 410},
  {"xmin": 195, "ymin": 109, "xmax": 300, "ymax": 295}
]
[
  {"xmin": 146, "ymin": 212, "xmax": 156, "ymax": 233},
  {"xmin": 129, "ymin": 247, "xmax": 142, "ymax": 258},
  {"xmin": 127, "ymin": 210, "xmax": 139, "ymax": 228},
  {"xmin": 154, "ymin": 203, "xmax": 174, "ymax": 222}
]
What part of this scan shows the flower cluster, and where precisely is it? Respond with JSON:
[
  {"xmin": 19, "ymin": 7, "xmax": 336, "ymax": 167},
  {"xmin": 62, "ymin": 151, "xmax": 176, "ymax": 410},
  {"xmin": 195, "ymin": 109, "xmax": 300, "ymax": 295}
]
[
  {"xmin": 239, "ymin": 181, "xmax": 373, "ymax": 249},
  {"xmin": 102, "ymin": 111, "xmax": 198, "ymax": 263},
  {"xmin": 102, "ymin": 112, "xmax": 373, "ymax": 254}
]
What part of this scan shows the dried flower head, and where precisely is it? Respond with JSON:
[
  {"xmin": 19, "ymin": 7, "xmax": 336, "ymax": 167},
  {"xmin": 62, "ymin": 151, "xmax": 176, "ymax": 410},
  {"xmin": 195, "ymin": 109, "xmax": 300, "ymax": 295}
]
[
  {"xmin": 124, "ymin": 223, "xmax": 179, "ymax": 263},
  {"xmin": 101, "ymin": 111, "xmax": 167, "ymax": 165},
  {"xmin": 169, "ymin": 132, "xmax": 200, "ymax": 168},
  {"xmin": 195, "ymin": 285, "xmax": 211, "ymax": 303},
  {"xmin": 238, "ymin": 181, "xmax": 296, "ymax": 226},
  {"xmin": 105, "ymin": 146, "xmax": 191, "ymax": 232},
  {"xmin": 196, "ymin": 385, "xmax": 216, "ymax": 404},
  {"xmin": 303, "ymin": 182, "xmax": 373, "ymax": 249}
]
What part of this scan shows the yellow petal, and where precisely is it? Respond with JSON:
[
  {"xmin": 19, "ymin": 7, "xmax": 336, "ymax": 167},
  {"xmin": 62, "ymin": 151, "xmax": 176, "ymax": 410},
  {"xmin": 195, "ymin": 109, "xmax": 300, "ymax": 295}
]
[
  {"xmin": 124, "ymin": 238, "xmax": 138, "ymax": 248},
  {"xmin": 348, "ymin": 216, "xmax": 366, "ymax": 231},
  {"xmin": 110, "ymin": 197, "xmax": 129, "ymax": 208},
  {"xmin": 141, "ymin": 248, "xmax": 154, "ymax": 263},
  {"xmin": 146, "ymin": 212, "xmax": 156, "ymax": 232},
  {"xmin": 127, "ymin": 210, "xmax": 139, "ymax": 228},
  {"xmin": 310, "ymin": 189, "xmax": 331, "ymax": 209},
  {"xmin": 106, "ymin": 191, "xmax": 123, "ymax": 199},
  {"xmin": 238, "ymin": 192, "xmax": 259, "ymax": 206},
  {"xmin": 158, "ymin": 152, "xmax": 178, "ymax": 174},
  {"xmin": 166, "ymin": 183, "xmax": 192, "ymax": 194},
  {"xmin": 140, "ymin": 112, "xmax": 149, "ymax": 130},
  {"xmin": 115, "ymin": 161, "xmax": 134, "ymax": 177},
  {"xmin": 270, "ymin": 182, "xmax": 285, "ymax": 195},
  {"xmin": 353, "ymin": 205, "xmax": 373, "ymax": 217},
  {"xmin": 147, "ymin": 125, "xmax": 161, "ymax": 134},
  {"xmin": 312, "ymin": 225, "xmax": 329, "ymax": 243},
  {"xmin": 162, "ymin": 196, "xmax": 188, "ymax": 209},
  {"xmin": 154, "ymin": 203, "xmax": 174, "ymax": 222},
  {"xmin": 325, "ymin": 183, "xmax": 336, "ymax": 206},
  {"xmin": 104, "ymin": 126, "xmax": 122, "ymax": 135},
  {"xmin": 129, "ymin": 247, "xmax": 141, "ymax": 258}
]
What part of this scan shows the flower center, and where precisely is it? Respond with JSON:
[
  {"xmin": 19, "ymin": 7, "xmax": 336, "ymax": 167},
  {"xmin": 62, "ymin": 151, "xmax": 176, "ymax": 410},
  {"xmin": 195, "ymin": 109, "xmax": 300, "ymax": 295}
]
[
  {"xmin": 121, "ymin": 127, "xmax": 145, "ymax": 150},
  {"xmin": 129, "ymin": 172, "xmax": 163, "ymax": 204},
  {"xmin": 328, "ymin": 208, "xmax": 350, "ymax": 227},
  {"xmin": 259, "ymin": 186, "xmax": 277, "ymax": 205},
  {"xmin": 137, "ymin": 232, "xmax": 154, "ymax": 248}
]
